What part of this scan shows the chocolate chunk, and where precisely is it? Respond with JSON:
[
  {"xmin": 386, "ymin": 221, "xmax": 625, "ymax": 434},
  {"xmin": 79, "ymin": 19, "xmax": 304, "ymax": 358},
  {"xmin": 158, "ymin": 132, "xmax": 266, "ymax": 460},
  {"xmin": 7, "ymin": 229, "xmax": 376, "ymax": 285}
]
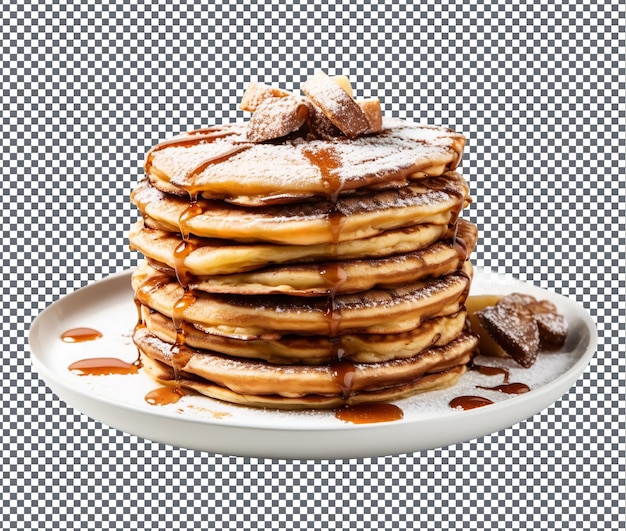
[
  {"xmin": 239, "ymin": 82, "xmax": 291, "ymax": 112},
  {"xmin": 301, "ymin": 71, "xmax": 370, "ymax": 139},
  {"xmin": 246, "ymin": 96, "xmax": 310, "ymax": 143},
  {"xmin": 306, "ymin": 101, "xmax": 343, "ymax": 139},
  {"xmin": 497, "ymin": 292, "xmax": 537, "ymax": 315},
  {"xmin": 535, "ymin": 312, "xmax": 568, "ymax": 346},
  {"xmin": 477, "ymin": 305, "xmax": 540, "ymax": 368}
]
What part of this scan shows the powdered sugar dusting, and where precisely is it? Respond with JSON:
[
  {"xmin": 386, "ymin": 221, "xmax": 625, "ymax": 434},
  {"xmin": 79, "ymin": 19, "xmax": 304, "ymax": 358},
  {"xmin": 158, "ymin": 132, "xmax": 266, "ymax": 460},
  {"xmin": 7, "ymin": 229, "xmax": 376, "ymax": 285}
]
[
  {"xmin": 147, "ymin": 119, "xmax": 465, "ymax": 196},
  {"xmin": 131, "ymin": 179, "xmax": 166, "ymax": 205},
  {"xmin": 247, "ymin": 96, "xmax": 309, "ymax": 142},
  {"xmin": 386, "ymin": 117, "xmax": 463, "ymax": 146},
  {"xmin": 302, "ymin": 73, "xmax": 346, "ymax": 115}
]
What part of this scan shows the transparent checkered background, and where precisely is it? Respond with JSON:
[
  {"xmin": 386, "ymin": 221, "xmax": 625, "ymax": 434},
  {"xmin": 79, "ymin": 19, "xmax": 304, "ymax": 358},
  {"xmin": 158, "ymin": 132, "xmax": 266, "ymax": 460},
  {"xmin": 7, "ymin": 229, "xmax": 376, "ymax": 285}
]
[{"xmin": 2, "ymin": 0, "xmax": 624, "ymax": 529}]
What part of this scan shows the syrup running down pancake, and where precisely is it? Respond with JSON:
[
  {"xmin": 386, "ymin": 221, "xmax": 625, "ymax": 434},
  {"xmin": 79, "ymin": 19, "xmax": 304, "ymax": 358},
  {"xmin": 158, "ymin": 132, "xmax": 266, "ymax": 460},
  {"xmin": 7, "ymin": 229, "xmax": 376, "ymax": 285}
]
[{"xmin": 130, "ymin": 72, "xmax": 478, "ymax": 411}]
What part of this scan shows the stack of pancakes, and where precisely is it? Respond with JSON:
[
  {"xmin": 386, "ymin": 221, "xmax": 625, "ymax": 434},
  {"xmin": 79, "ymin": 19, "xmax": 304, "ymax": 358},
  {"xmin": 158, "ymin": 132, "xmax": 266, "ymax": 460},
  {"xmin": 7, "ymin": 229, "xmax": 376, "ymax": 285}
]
[{"xmin": 130, "ymin": 74, "xmax": 478, "ymax": 409}]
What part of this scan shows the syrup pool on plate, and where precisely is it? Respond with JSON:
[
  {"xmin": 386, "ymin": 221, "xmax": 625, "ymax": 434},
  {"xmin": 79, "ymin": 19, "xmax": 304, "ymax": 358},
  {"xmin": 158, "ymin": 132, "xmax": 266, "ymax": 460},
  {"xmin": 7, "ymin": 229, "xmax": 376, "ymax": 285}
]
[
  {"xmin": 335, "ymin": 402, "xmax": 404, "ymax": 424},
  {"xmin": 60, "ymin": 327, "xmax": 103, "ymax": 343}
]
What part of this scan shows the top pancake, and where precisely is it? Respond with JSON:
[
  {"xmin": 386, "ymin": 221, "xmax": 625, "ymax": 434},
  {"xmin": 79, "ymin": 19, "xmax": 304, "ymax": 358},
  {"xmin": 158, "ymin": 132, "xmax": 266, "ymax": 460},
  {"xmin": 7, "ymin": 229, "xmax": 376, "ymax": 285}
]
[{"xmin": 144, "ymin": 118, "xmax": 465, "ymax": 206}]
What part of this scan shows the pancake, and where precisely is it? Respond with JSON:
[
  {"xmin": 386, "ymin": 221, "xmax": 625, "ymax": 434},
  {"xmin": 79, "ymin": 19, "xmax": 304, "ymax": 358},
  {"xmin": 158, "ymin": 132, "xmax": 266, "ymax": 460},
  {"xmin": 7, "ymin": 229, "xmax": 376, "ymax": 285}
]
[
  {"xmin": 132, "ymin": 219, "xmax": 476, "ymax": 295},
  {"xmin": 131, "ymin": 171, "xmax": 470, "ymax": 245},
  {"xmin": 132, "ymin": 261, "xmax": 473, "ymax": 338},
  {"xmin": 135, "ymin": 327, "xmax": 476, "ymax": 408},
  {"xmin": 168, "ymin": 220, "xmax": 476, "ymax": 295},
  {"xmin": 140, "ymin": 352, "xmax": 467, "ymax": 409},
  {"xmin": 144, "ymin": 118, "xmax": 466, "ymax": 206},
  {"xmin": 129, "ymin": 219, "xmax": 450, "ymax": 276},
  {"xmin": 140, "ymin": 306, "xmax": 469, "ymax": 364}
]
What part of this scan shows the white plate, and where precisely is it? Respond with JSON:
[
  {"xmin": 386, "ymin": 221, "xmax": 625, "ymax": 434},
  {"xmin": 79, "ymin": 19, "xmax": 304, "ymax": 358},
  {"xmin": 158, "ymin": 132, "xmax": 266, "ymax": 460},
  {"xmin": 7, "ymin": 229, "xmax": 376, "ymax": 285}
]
[{"xmin": 29, "ymin": 268, "xmax": 596, "ymax": 460}]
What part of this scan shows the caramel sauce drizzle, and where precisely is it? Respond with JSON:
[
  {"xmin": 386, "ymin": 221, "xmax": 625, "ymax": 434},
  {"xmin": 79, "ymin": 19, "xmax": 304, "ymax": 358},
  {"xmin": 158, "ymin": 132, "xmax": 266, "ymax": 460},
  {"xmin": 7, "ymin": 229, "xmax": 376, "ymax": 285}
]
[
  {"xmin": 305, "ymin": 146, "xmax": 345, "ymax": 204},
  {"xmin": 143, "ymin": 128, "xmax": 241, "ymax": 199},
  {"xmin": 171, "ymin": 192, "xmax": 199, "ymax": 370},
  {"xmin": 186, "ymin": 144, "xmax": 251, "ymax": 185},
  {"xmin": 331, "ymin": 359, "xmax": 356, "ymax": 400},
  {"xmin": 136, "ymin": 273, "xmax": 172, "ymax": 299},
  {"xmin": 173, "ymin": 239, "xmax": 199, "ymax": 288},
  {"xmin": 327, "ymin": 209, "xmax": 347, "ymax": 247},
  {"xmin": 144, "ymin": 125, "xmax": 241, "ymax": 170},
  {"xmin": 477, "ymin": 382, "xmax": 530, "ymax": 395},
  {"xmin": 451, "ymin": 361, "xmax": 531, "ymax": 410},
  {"xmin": 61, "ymin": 327, "xmax": 142, "ymax": 376},
  {"xmin": 301, "ymin": 146, "xmax": 404, "ymax": 422},
  {"xmin": 133, "ymin": 298, "xmax": 144, "ymax": 330},
  {"xmin": 158, "ymin": 134, "xmax": 252, "ymax": 297},
  {"xmin": 302, "ymin": 147, "xmax": 355, "ymax": 393},
  {"xmin": 68, "ymin": 357, "xmax": 140, "ymax": 376},
  {"xmin": 145, "ymin": 386, "xmax": 186, "ymax": 406},
  {"xmin": 178, "ymin": 201, "xmax": 203, "ymax": 240},
  {"xmin": 134, "ymin": 274, "xmax": 171, "ymax": 328},
  {"xmin": 335, "ymin": 402, "xmax": 404, "ymax": 424},
  {"xmin": 449, "ymin": 395, "xmax": 494, "ymax": 410},
  {"xmin": 301, "ymin": 146, "xmax": 404, "ymax": 421},
  {"xmin": 471, "ymin": 363, "xmax": 510, "ymax": 383},
  {"xmin": 319, "ymin": 262, "xmax": 348, "ymax": 293},
  {"xmin": 167, "ymin": 288, "xmax": 197, "ymax": 380},
  {"xmin": 61, "ymin": 327, "xmax": 102, "ymax": 343},
  {"xmin": 142, "ymin": 127, "xmax": 252, "ymax": 378},
  {"xmin": 173, "ymin": 290, "xmax": 196, "ymax": 331},
  {"xmin": 173, "ymin": 200, "xmax": 202, "ymax": 289}
]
